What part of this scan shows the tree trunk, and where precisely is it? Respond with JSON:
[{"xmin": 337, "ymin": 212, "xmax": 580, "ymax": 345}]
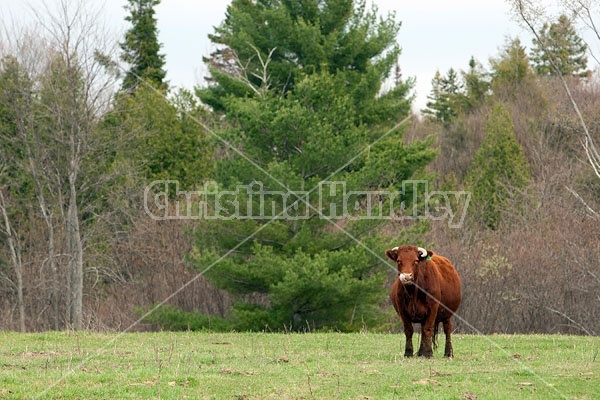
[
  {"xmin": 67, "ymin": 179, "xmax": 83, "ymax": 330},
  {"xmin": 48, "ymin": 219, "xmax": 59, "ymax": 330},
  {"xmin": 14, "ymin": 251, "xmax": 25, "ymax": 332}
]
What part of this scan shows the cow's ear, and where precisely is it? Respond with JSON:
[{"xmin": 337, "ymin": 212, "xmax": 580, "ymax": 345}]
[{"xmin": 385, "ymin": 248, "xmax": 398, "ymax": 262}]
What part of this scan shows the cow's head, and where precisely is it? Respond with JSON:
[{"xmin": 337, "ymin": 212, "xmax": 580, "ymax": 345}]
[{"xmin": 385, "ymin": 245, "xmax": 433, "ymax": 285}]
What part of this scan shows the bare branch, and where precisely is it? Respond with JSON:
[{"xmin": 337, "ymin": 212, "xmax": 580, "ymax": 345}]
[
  {"xmin": 232, "ymin": 43, "xmax": 276, "ymax": 98},
  {"xmin": 565, "ymin": 185, "xmax": 600, "ymax": 219}
]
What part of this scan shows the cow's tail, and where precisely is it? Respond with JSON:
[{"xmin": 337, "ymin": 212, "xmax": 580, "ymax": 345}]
[{"xmin": 432, "ymin": 322, "xmax": 439, "ymax": 350}]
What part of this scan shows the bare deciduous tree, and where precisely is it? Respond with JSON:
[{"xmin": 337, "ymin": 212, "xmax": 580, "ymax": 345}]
[{"xmin": 0, "ymin": 0, "xmax": 120, "ymax": 331}]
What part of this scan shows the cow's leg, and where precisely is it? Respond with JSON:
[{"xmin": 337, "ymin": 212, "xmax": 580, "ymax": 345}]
[
  {"xmin": 418, "ymin": 306, "xmax": 438, "ymax": 358},
  {"xmin": 401, "ymin": 314, "xmax": 414, "ymax": 357},
  {"xmin": 417, "ymin": 324, "xmax": 434, "ymax": 358},
  {"xmin": 442, "ymin": 318, "xmax": 453, "ymax": 358}
]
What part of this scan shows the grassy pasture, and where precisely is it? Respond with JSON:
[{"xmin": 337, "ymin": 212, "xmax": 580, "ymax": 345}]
[{"xmin": 0, "ymin": 331, "xmax": 597, "ymax": 399}]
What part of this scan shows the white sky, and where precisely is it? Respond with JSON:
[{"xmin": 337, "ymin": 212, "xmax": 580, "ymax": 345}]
[{"xmin": 0, "ymin": 0, "xmax": 566, "ymax": 112}]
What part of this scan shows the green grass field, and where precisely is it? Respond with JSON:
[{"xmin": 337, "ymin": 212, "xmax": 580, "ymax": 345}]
[{"xmin": 0, "ymin": 331, "xmax": 597, "ymax": 399}]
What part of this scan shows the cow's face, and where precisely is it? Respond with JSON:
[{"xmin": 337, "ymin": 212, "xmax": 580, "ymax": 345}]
[{"xmin": 385, "ymin": 245, "xmax": 431, "ymax": 286}]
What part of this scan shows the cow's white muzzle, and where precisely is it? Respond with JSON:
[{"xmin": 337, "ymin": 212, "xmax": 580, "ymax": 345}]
[{"xmin": 399, "ymin": 273, "xmax": 413, "ymax": 285}]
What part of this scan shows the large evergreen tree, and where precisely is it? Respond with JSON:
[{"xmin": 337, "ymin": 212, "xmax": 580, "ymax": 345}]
[
  {"xmin": 120, "ymin": 0, "xmax": 167, "ymax": 92},
  {"xmin": 530, "ymin": 14, "xmax": 588, "ymax": 77},
  {"xmin": 191, "ymin": 0, "xmax": 436, "ymax": 331}
]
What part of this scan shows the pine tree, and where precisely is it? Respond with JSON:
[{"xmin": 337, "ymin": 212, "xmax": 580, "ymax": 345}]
[
  {"xmin": 199, "ymin": 0, "xmax": 402, "ymax": 116},
  {"xmin": 462, "ymin": 57, "xmax": 490, "ymax": 110},
  {"xmin": 192, "ymin": 0, "xmax": 436, "ymax": 331},
  {"xmin": 423, "ymin": 68, "xmax": 463, "ymax": 125},
  {"xmin": 120, "ymin": 0, "xmax": 167, "ymax": 92},
  {"xmin": 465, "ymin": 104, "xmax": 530, "ymax": 230},
  {"xmin": 530, "ymin": 14, "xmax": 588, "ymax": 77},
  {"xmin": 424, "ymin": 58, "xmax": 490, "ymax": 123}
]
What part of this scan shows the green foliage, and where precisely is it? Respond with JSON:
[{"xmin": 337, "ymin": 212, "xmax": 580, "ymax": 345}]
[
  {"xmin": 0, "ymin": 56, "xmax": 32, "ymax": 194},
  {"xmin": 465, "ymin": 104, "xmax": 531, "ymax": 229},
  {"xmin": 0, "ymin": 57, "xmax": 30, "ymax": 139},
  {"xmin": 138, "ymin": 305, "xmax": 232, "ymax": 331},
  {"xmin": 424, "ymin": 69, "xmax": 463, "ymax": 125},
  {"xmin": 462, "ymin": 57, "xmax": 490, "ymax": 109},
  {"xmin": 194, "ymin": 241, "xmax": 390, "ymax": 332},
  {"xmin": 267, "ymin": 248, "xmax": 386, "ymax": 331},
  {"xmin": 113, "ymin": 86, "xmax": 212, "ymax": 189},
  {"xmin": 198, "ymin": 0, "xmax": 403, "ymax": 113},
  {"xmin": 120, "ymin": 0, "xmax": 167, "ymax": 92},
  {"xmin": 530, "ymin": 14, "xmax": 588, "ymax": 77},
  {"xmin": 190, "ymin": 0, "xmax": 436, "ymax": 332},
  {"xmin": 424, "ymin": 58, "xmax": 490, "ymax": 125},
  {"xmin": 0, "ymin": 56, "xmax": 35, "ymax": 252}
]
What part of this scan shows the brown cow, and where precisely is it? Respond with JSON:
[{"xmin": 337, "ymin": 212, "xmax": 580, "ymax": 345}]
[{"xmin": 387, "ymin": 245, "xmax": 461, "ymax": 358}]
